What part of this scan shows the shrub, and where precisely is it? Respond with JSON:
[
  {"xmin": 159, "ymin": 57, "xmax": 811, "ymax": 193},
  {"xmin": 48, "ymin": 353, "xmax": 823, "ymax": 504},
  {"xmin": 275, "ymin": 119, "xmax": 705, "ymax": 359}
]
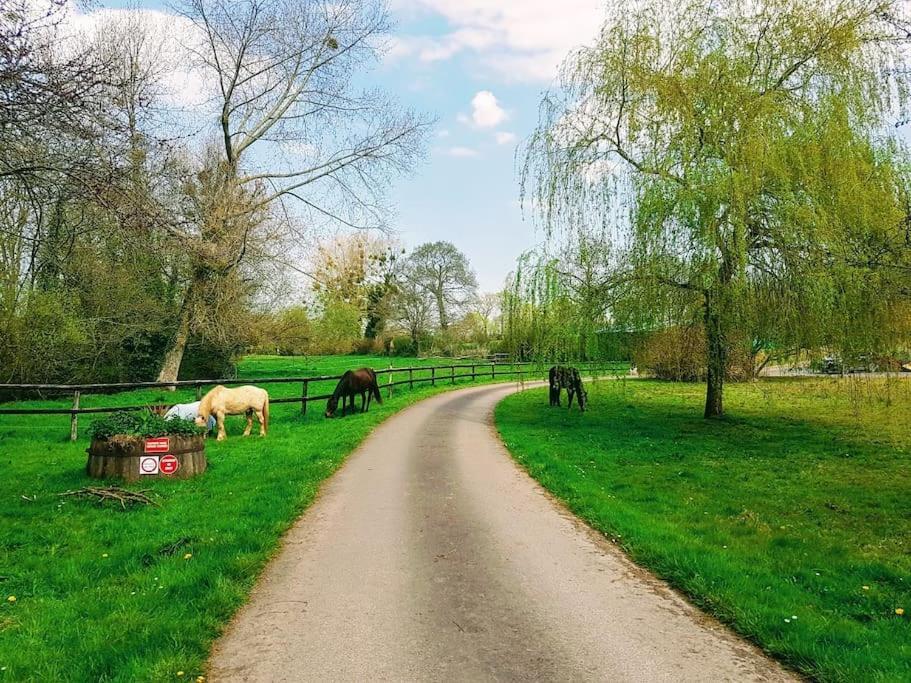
[
  {"xmin": 634, "ymin": 326, "xmax": 754, "ymax": 381},
  {"xmin": 87, "ymin": 411, "xmax": 204, "ymax": 440}
]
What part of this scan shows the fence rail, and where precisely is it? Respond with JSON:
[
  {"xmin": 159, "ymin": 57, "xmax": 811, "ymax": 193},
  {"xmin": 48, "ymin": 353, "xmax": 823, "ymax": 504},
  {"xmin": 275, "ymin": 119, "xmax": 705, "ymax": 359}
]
[{"xmin": 0, "ymin": 361, "xmax": 623, "ymax": 440}]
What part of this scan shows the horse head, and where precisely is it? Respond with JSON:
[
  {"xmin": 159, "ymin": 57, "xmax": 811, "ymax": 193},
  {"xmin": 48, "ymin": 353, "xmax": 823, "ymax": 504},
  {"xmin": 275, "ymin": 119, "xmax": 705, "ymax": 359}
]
[{"xmin": 325, "ymin": 395, "xmax": 339, "ymax": 418}]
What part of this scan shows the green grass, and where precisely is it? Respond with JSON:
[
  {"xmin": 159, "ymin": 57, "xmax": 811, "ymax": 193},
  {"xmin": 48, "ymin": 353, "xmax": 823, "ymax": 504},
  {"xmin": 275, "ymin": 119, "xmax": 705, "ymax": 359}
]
[
  {"xmin": 495, "ymin": 377, "xmax": 911, "ymax": 682},
  {"xmin": 0, "ymin": 355, "xmax": 543, "ymax": 682}
]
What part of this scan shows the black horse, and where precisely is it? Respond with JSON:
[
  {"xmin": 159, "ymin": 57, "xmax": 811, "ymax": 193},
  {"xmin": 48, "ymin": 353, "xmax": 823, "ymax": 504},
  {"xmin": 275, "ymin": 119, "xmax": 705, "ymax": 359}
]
[
  {"xmin": 325, "ymin": 368, "xmax": 383, "ymax": 417},
  {"xmin": 549, "ymin": 366, "xmax": 587, "ymax": 412}
]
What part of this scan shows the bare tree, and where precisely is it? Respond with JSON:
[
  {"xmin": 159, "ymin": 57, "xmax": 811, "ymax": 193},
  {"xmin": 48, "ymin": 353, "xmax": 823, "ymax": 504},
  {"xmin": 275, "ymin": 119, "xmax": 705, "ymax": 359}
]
[
  {"xmin": 406, "ymin": 241, "xmax": 477, "ymax": 331},
  {"xmin": 393, "ymin": 268, "xmax": 434, "ymax": 351},
  {"xmin": 151, "ymin": 0, "xmax": 429, "ymax": 381}
]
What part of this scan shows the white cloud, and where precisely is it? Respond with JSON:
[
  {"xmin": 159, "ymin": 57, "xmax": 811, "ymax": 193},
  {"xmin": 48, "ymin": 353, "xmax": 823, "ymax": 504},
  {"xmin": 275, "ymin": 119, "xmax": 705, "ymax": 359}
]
[
  {"xmin": 470, "ymin": 91, "xmax": 507, "ymax": 128},
  {"xmin": 495, "ymin": 131, "xmax": 517, "ymax": 145},
  {"xmin": 388, "ymin": 0, "xmax": 604, "ymax": 82},
  {"xmin": 437, "ymin": 129, "xmax": 451, "ymax": 138},
  {"xmin": 447, "ymin": 146, "xmax": 479, "ymax": 158}
]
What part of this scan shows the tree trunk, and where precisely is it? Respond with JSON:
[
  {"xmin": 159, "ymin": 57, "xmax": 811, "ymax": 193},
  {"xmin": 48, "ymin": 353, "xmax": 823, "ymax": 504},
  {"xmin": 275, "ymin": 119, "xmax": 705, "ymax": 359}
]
[
  {"xmin": 157, "ymin": 289, "xmax": 193, "ymax": 386},
  {"xmin": 435, "ymin": 290, "xmax": 448, "ymax": 330},
  {"xmin": 704, "ymin": 292, "xmax": 726, "ymax": 419}
]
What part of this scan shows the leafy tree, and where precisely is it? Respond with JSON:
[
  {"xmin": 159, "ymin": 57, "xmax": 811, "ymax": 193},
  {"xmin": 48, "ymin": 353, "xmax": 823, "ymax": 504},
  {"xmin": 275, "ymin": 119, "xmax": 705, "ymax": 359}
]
[{"xmin": 524, "ymin": 0, "xmax": 911, "ymax": 417}]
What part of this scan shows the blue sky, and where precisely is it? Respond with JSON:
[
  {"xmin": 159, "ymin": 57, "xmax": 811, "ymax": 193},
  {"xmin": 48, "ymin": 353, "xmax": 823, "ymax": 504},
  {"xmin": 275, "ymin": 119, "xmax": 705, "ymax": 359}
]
[{"xmin": 95, "ymin": 0, "xmax": 606, "ymax": 291}]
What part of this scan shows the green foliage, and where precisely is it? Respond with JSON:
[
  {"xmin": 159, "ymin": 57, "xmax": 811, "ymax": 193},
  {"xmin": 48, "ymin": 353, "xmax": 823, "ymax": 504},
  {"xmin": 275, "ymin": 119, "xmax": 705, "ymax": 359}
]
[
  {"xmin": 497, "ymin": 378, "xmax": 911, "ymax": 681},
  {"xmin": 87, "ymin": 411, "xmax": 203, "ymax": 440},
  {"xmin": 311, "ymin": 299, "xmax": 364, "ymax": 355},
  {"xmin": 523, "ymin": 0, "xmax": 911, "ymax": 416}
]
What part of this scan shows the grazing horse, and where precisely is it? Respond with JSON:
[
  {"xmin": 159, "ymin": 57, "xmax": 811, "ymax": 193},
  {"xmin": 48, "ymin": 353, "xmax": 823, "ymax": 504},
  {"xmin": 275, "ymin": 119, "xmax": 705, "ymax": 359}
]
[
  {"xmin": 196, "ymin": 385, "xmax": 269, "ymax": 441},
  {"xmin": 326, "ymin": 368, "xmax": 382, "ymax": 417},
  {"xmin": 549, "ymin": 366, "xmax": 588, "ymax": 412}
]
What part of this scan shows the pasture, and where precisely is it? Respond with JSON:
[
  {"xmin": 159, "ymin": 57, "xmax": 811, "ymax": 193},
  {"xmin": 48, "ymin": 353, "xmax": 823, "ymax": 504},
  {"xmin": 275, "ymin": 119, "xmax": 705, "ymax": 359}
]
[
  {"xmin": 0, "ymin": 355, "xmax": 554, "ymax": 682},
  {"xmin": 496, "ymin": 377, "xmax": 911, "ymax": 682}
]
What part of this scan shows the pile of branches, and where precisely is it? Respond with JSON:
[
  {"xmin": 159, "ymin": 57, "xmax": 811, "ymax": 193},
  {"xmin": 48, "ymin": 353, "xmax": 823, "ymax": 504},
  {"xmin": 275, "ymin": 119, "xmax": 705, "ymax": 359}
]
[{"xmin": 58, "ymin": 486, "xmax": 157, "ymax": 508}]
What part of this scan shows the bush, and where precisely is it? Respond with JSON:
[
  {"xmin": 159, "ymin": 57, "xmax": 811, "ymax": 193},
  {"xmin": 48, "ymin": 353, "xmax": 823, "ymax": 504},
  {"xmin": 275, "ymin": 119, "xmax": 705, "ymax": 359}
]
[
  {"xmin": 634, "ymin": 326, "xmax": 754, "ymax": 381},
  {"xmin": 87, "ymin": 411, "xmax": 203, "ymax": 440}
]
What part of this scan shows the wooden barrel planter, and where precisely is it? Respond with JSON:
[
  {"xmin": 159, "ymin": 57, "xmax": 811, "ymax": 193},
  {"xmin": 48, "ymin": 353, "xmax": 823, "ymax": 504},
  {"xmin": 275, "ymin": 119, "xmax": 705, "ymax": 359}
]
[{"xmin": 86, "ymin": 434, "xmax": 207, "ymax": 482}]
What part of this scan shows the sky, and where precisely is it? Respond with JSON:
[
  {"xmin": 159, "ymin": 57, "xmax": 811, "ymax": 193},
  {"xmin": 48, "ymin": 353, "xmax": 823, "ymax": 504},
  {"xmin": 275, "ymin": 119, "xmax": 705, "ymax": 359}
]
[{"xmin": 90, "ymin": 0, "xmax": 608, "ymax": 292}]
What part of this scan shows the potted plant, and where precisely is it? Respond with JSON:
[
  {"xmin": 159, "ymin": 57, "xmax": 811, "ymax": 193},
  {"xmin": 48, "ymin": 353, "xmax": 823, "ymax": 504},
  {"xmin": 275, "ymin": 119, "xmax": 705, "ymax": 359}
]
[{"xmin": 86, "ymin": 411, "xmax": 207, "ymax": 482}]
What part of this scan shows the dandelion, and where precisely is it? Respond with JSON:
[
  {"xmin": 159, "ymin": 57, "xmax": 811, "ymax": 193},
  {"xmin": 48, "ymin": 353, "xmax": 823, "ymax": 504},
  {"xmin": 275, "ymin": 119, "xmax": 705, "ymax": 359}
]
[
  {"xmin": 183, "ymin": 553, "xmax": 193, "ymax": 560},
  {"xmin": 6, "ymin": 596, "xmax": 15, "ymax": 603},
  {"xmin": 862, "ymin": 585, "xmax": 870, "ymax": 591},
  {"xmin": 896, "ymin": 608, "xmax": 905, "ymax": 616},
  {"xmin": 784, "ymin": 618, "xmax": 791, "ymax": 623},
  {"xmin": 176, "ymin": 672, "xmax": 185, "ymax": 678},
  {"xmin": 791, "ymin": 615, "xmax": 798, "ymax": 620}
]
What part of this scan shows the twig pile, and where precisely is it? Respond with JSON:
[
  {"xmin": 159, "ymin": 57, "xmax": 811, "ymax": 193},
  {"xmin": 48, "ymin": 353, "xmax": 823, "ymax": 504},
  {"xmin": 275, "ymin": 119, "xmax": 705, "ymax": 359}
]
[{"xmin": 58, "ymin": 486, "xmax": 157, "ymax": 508}]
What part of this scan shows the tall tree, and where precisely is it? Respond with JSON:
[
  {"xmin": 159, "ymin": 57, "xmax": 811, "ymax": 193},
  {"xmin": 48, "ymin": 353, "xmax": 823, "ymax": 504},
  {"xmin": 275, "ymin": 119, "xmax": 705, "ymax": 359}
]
[
  {"xmin": 406, "ymin": 241, "xmax": 477, "ymax": 331},
  {"xmin": 525, "ymin": 0, "xmax": 911, "ymax": 417},
  {"xmin": 153, "ymin": 0, "xmax": 428, "ymax": 381}
]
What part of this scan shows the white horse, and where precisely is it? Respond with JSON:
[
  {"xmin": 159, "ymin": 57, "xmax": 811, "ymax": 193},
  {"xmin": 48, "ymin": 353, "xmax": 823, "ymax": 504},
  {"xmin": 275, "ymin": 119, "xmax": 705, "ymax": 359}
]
[{"xmin": 196, "ymin": 385, "xmax": 269, "ymax": 441}]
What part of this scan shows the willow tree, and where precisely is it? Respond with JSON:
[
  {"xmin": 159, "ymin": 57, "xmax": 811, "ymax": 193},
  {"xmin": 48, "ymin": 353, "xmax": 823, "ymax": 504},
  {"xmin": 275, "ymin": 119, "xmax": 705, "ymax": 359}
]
[{"xmin": 524, "ymin": 0, "xmax": 911, "ymax": 417}]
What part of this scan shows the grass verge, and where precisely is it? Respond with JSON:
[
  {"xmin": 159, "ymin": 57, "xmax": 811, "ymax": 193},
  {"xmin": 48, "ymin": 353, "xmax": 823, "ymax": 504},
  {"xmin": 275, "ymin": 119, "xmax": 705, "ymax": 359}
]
[
  {"xmin": 495, "ymin": 378, "xmax": 910, "ymax": 683},
  {"xmin": 0, "ymin": 356, "xmax": 550, "ymax": 682}
]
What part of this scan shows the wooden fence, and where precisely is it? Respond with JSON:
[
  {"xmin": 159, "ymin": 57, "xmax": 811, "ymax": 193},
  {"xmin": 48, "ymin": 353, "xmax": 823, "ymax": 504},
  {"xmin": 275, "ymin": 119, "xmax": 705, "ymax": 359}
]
[{"xmin": 0, "ymin": 361, "xmax": 620, "ymax": 440}]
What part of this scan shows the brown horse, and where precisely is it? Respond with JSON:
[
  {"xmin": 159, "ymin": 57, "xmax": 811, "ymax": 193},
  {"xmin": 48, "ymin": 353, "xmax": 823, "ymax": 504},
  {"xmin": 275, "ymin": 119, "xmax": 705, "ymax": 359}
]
[
  {"xmin": 549, "ymin": 366, "xmax": 587, "ymax": 412},
  {"xmin": 325, "ymin": 368, "xmax": 382, "ymax": 417}
]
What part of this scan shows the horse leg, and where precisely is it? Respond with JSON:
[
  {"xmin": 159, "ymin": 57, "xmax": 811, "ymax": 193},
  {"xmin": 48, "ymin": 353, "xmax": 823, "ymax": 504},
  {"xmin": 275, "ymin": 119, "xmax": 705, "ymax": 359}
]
[
  {"xmin": 365, "ymin": 390, "xmax": 372, "ymax": 412},
  {"xmin": 567, "ymin": 387, "xmax": 574, "ymax": 409},
  {"xmin": 256, "ymin": 409, "xmax": 266, "ymax": 436},
  {"xmin": 243, "ymin": 409, "xmax": 253, "ymax": 437},
  {"xmin": 361, "ymin": 391, "xmax": 367, "ymax": 412},
  {"xmin": 216, "ymin": 412, "xmax": 227, "ymax": 441}
]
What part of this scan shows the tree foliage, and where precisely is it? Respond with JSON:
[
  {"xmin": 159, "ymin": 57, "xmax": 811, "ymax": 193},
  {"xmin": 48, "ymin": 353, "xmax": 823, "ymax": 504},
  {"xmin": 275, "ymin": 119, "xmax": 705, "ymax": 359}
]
[{"xmin": 524, "ymin": 0, "xmax": 911, "ymax": 416}]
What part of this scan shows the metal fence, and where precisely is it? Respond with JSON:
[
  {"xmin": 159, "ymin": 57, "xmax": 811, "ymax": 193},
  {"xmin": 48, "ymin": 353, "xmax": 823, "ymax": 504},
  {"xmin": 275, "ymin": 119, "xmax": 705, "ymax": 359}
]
[{"xmin": 0, "ymin": 361, "xmax": 620, "ymax": 440}]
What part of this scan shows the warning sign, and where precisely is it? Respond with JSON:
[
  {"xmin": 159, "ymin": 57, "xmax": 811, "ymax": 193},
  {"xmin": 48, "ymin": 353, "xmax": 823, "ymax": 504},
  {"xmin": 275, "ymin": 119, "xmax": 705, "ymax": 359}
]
[
  {"xmin": 144, "ymin": 437, "xmax": 170, "ymax": 454},
  {"xmin": 139, "ymin": 455, "xmax": 160, "ymax": 475},
  {"xmin": 159, "ymin": 454, "xmax": 180, "ymax": 476}
]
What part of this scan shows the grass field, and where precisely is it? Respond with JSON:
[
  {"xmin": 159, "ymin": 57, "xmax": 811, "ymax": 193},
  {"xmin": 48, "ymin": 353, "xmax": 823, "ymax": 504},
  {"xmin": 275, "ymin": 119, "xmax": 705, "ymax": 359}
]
[
  {"xmin": 0, "ymin": 355, "xmax": 554, "ymax": 682},
  {"xmin": 495, "ymin": 377, "xmax": 911, "ymax": 682}
]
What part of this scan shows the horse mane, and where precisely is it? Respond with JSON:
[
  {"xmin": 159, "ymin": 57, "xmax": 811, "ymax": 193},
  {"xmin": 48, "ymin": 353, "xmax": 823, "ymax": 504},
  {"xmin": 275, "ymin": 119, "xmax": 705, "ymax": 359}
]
[{"xmin": 331, "ymin": 371, "xmax": 352, "ymax": 401}]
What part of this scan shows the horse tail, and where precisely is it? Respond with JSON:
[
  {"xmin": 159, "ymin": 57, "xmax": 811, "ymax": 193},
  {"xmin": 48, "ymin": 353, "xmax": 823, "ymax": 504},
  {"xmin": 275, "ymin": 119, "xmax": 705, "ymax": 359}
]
[{"xmin": 262, "ymin": 393, "xmax": 269, "ymax": 434}]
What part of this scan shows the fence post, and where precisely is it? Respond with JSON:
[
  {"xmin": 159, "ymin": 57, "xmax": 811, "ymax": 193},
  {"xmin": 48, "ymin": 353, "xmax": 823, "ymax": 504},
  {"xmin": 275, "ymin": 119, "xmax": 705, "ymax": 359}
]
[
  {"xmin": 471, "ymin": 364, "xmax": 476, "ymax": 382},
  {"xmin": 70, "ymin": 390, "xmax": 80, "ymax": 442},
  {"xmin": 388, "ymin": 366, "xmax": 394, "ymax": 398},
  {"xmin": 301, "ymin": 380, "xmax": 308, "ymax": 415},
  {"xmin": 409, "ymin": 368, "xmax": 414, "ymax": 390},
  {"xmin": 195, "ymin": 383, "xmax": 202, "ymax": 401},
  {"xmin": 491, "ymin": 362, "xmax": 495, "ymax": 379},
  {"xmin": 431, "ymin": 367, "xmax": 436, "ymax": 387},
  {"xmin": 451, "ymin": 365, "xmax": 455, "ymax": 385}
]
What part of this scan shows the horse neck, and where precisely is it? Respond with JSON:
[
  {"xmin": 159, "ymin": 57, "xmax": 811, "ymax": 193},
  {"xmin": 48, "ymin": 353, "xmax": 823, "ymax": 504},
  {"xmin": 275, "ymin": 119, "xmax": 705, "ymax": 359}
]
[{"xmin": 198, "ymin": 391, "xmax": 214, "ymax": 418}]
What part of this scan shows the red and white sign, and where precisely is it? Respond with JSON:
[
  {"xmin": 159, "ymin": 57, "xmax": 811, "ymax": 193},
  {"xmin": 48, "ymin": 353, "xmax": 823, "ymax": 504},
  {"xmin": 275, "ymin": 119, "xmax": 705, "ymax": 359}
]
[
  {"xmin": 139, "ymin": 455, "xmax": 160, "ymax": 475},
  {"xmin": 159, "ymin": 454, "xmax": 180, "ymax": 476},
  {"xmin": 144, "ymin": 437, "xmax": 170, "ymax": 454}
]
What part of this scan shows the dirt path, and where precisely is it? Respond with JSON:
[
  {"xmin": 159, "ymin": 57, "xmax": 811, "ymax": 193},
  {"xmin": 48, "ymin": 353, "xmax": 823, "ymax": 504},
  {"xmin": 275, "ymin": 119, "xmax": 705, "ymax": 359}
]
[{"xmin": 208, "ymin": 382, "xmax": 795, "ymax": 682}]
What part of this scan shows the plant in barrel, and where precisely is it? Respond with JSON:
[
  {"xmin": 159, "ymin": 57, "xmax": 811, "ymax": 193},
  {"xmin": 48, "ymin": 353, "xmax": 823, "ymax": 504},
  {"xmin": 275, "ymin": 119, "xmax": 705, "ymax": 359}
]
[{"xmin": 86, "ymin": 412, "xmax": 208, "ymax": 481}]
